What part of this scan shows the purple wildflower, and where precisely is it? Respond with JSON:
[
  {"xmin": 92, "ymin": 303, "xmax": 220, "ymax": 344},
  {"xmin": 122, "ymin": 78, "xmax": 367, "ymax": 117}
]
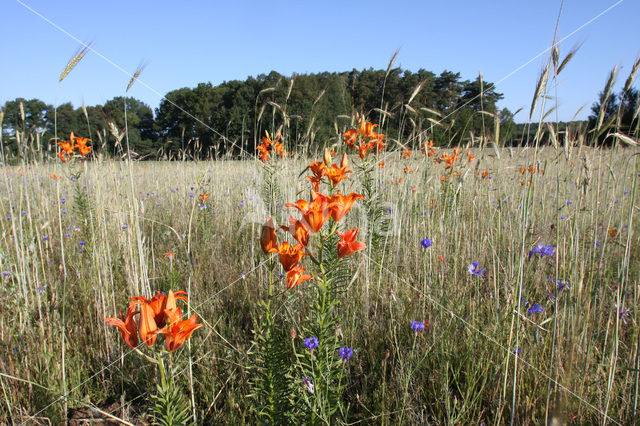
[
  {"xmin": 421, "ymin": 238, "xmax": 432, "ymax": 249},
  {"xmin": 339, "ymin": 346, "xmax": 353, "ymax": 360},
  {"xmin": 529, "ymin": 243, "xmax": 554, "ymax": 258},
  {"xmin": 301, "ymin": 377, "xmax": 314, "ymax": 394},
  {"xmin": 304, "ymin": 337, "xmax": 319, "ymax": 350},
  {"xmin": 527, "ymin": 304, "xmax": 544, "ymax": 315},
  {"xmin": 467, "ymin": 261, "xmax": 486, "ymax": 277},
  {"xmin": 411, "ymin": 321, "xmax": 425, "ymax": 332},
  {"xmin": 617, "ymin": 306, "xmax": 632, "ymax": 324}
]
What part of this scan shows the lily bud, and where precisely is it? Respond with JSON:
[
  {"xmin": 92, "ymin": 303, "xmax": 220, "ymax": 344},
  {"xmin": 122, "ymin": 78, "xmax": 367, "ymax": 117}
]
[
  {"xmin": 260, "ymin": 217, "xmax": 278, "ymax": 254},
  {"xmin": 323, "ymin": 148, "xmax": 332, "ymax": 166},
  {"xmin": 340, "ymin": 152, "xmax": 348, "ymax": 169}
]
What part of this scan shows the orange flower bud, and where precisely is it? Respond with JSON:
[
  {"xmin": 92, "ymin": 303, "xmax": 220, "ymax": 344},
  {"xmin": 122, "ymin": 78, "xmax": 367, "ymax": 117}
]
[{"xmin": 260, "ymin": 217, "xmax": 278, "ymax": 254}]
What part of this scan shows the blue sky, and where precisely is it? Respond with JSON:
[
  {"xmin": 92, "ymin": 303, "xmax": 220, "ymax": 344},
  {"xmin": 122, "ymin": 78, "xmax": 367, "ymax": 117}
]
[{"xmin": 1, "ymin": 0, "xmax": 638, "ymax": 123}]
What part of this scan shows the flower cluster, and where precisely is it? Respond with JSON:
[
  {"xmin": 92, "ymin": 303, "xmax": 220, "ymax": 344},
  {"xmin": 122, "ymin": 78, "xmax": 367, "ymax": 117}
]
[
  {"xmin": 57, "ymin": 132, "xmax": 92, "ymax": 163},
  {"xmin": 307, "ymin": 151, "xmax": 352, "ymax": 191},
  {"xmin": 421, "ymin": 140, "xmax": 436, "ymax": 157},
  {"xmin": 518, "ymin": 165, "xmax": 542, "ymax": 175},
  {"xmin": 257, "ymin": 131, "xmax": 286, "ymax": 162},
  {"xmin": 261, "ymin": 190, "xmax": 366, "ymax": 288},
  {"xmin": 260, "ymin": 151, "xmax": 366, "ymax": 289},
  {"xmin": 343, "ymin": 115, "xmax": 386, "ymax": 159},
  {"xmin": 105, "ymin": 290, "xmax": 202, "ymax": 351}
]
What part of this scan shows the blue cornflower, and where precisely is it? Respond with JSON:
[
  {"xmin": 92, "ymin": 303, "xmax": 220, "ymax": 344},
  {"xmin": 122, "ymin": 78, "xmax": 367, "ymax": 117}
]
[
  {"xmin": 43, "ymin": 235, "xmax": 49, "ymax": 240},
  {"xmin": 339, "ymin": 346, "xmax": 353, "ymax": 360},
  {"xmin": 529, "ymin": 243, "xmax": 554, "ymax": 258},
  {"xmin": 301, "ymin": 377, "xmax": 314, "ymax": 394},
  {"xmin": 527, "ymin": 304, "xmax": 544, "ymax": 315},
  {"xmin": 121, "ymin": 225, "xmax": 128, "ymax": 230},
  {"xmin": 617, "ymin": 306, "xmax": 632, "ymax": 324},
  {"xmin": 566, "ymin": 201, "xmax": 572, "ymax": 205},
  {"xmin": 2, "ymin": 271, "xmax": 10, "ymax": 277},
  {"xmin": 467, "ymin": 261, "xmax": 486, "ymax": 277},
  {"xmin": 79, "ymin": 241, "xmax": 85, "ymax": 246},
  {"xmin": 421, "ymin": 238, "xmax": 432, "ymax": 249},
  {"xmin": 304, "ymin": 337, "xmax": 319, "ymax": 350},
  {"xmin": 411, "ymin": 321, "xmax": 425, "ymax": 332}
]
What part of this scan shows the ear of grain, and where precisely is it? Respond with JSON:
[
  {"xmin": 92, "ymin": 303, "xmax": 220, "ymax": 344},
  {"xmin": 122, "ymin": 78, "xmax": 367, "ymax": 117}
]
[
  {"xmin": 557, "ymin": 43, "xmax": 582, "ymax": 75},
  {"xmin": 313, "ymin": 89, "xmax": 326, "ymax": 106},
  {"xmin": 571, "ymin": 105, "xmax": 586, "ymax": 121},
  {"xmin": 19, "ymin": 100, "xmax": 25, "ymax": 123},
  {"xmin": 552, "ymin": 45, "xmax": 559, "ymax": 73},
  {"xmin": 612, "ymin": 132, "xmax": 638, "ymax": 146},
  {"xmin": 542, "ymin": 105, "xmax": 557, "ymax": 121},
  {"xmin": 59, "ymin": 43, "xmax": 92, "ymax": 82},
  {"xmin": 421, "ymin": 107, "xmax": 442, "ymax": 117},
  {"xmin": 285, "ymin": 75, "xmax": 295, "ymax": 102},
  {"xmin": 623, "ymin": 55, "xmax": 640, "ymax": 94},
  {"xmin": 596, "ymin": 65, "xmax": 618, "ymax": 131},
  {"xmin": 530, "ymin": 63, "xmax": 550, "ymax": 121},
  {"xmin": 385, "ymin": 49, "xmax": 400, "ymax": 78},
  {"xmin": 126, "ymin": 62, "xmax": 146, "ymax": 93},
  {"xmin": 407, "ymin": 80, "xmax": 426, "ymax": 105},
  {"xmin": 259, "ymin": 87, "xmax": 276, "ymax": 96}
]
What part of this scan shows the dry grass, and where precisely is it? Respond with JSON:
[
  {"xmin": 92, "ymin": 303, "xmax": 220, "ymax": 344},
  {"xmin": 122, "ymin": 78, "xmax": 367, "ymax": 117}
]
[{"xmin": 0, "ymin": 143, "xmax": 638, "ymax": 423}]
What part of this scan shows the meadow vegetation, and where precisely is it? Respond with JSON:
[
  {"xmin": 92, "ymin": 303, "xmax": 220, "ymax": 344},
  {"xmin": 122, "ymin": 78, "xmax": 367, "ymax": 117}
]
[{"xmin": 0, "ymin": 43, "xmax": 639, "ymax": 425}]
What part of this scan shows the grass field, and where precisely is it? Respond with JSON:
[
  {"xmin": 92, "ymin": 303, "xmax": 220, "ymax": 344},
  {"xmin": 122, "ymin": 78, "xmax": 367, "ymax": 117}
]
[{"xmin": 0, "ymin": 136, "xmax": 639, "ymax": 424}]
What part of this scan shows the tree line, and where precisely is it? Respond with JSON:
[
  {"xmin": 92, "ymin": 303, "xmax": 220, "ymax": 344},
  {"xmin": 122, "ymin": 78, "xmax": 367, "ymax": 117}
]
[{"xmin": 2, "ymin": 67, "xmax": 637, "ymax": 162}]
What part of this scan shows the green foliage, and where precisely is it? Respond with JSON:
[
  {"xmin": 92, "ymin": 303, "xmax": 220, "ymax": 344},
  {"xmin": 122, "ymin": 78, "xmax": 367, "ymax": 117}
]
[
  {"xmin": 151, "ymin": 375, "xmax": 192, "ymax": 426},
  {"xmin": 248, "ymin": 296, "xmax": 296, "ymax": 425}
]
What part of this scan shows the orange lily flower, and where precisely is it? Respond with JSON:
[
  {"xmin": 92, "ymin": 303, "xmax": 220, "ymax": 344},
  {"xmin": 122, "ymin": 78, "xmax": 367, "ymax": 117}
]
[
  {"xmin": 379, "ymin": 161, "xmax": 385, "ymax": 168},
  {"xmin": 286, "ymin": 265, "xmax": 313, "ymax": 290},
  {"xmin": 276, "ymin": 242, "xmax": 306, "ymax": 271},
  {"xmin": 358, "ymin": 120, "xmax": 378, "ymax": 139},
  {"xmin": 329, "ymin": 191, "xmax": 364, "ymax": 222},
  {"xmin": 467, "ymin": 150, "xmax": 475, "ymax": 162},
  {"xmin": 309, "ymin": 161, "xmax": 327, "ymax": 177},
  {"xmin": 257, "ymin": 144, "xmax": 270, "ymax": 163},
  {"xmin": 260, "ymin": 217, "xmax": 279, "ymax": 253},
  {"xmin": 357, "ymin": 142, "xmax": 371, "ymax": 159},
  {"xmin": 325, "ymin": 163, "xmax": 352, "ymax": 186},
  {"xmin": 274, "ymin": 141, "xmax": 285, "ymax": 157},
  {"xmin": 164, "ymin": 251, "xmax": 175, "ymax": 260},
  {"xmin": 337, "ymin": 228, "xmax": 366, "ymax": 258},
  {"xmin": 343, "ymin": 129, "xmax": 358, "ymax": 147},
  {"xmin": 132, "ymin": 290, "xmax": 188, "ymax": 329},
  {"xmin": 199, "ymin": 193, "xmax": 210, "ymax": 202},
  {"xmin": 402, "ymin": 149, "xmax": 412, "ymax": 158},
  {"xmin": 280, "ymin": 216, "xmax": 310, "ymax": 247},
  {"xmin": 105, "ymin": 304, "xmax": 139, "ymax": 349},
  {"xmin": 286, "ymin": 191, "xmax": 331, "ymax": 233},
  {"xmin": 57, "ymin": 152, "xmax": 67, "ymax": 163},
  {"xmin": 57, "ymin": 140, "xmax": 75, "ymax": 155},
  {"xmin": 74, "ymin": 137, "xmax": 92, "ymax": 156},
  {"xmin": 137, "ymin": 302, "xmax": 158, "ymax": 346},
  {"xmin": 157, "ymin": 308, "xmax": 202, "ymax": 351}
]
